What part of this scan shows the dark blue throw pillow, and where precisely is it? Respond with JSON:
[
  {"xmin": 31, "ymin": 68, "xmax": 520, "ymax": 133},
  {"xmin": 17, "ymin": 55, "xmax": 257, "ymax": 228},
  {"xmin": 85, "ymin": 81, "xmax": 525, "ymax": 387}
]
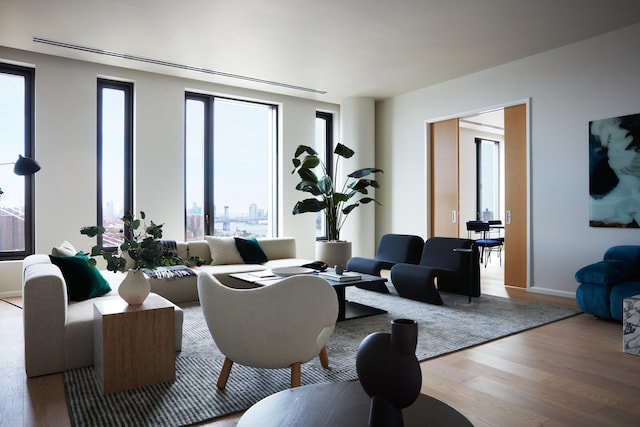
[
  {"xmin": 574, "ymin": 259, "xmax": 636, "ymax": 286},
  {"xmin": 234, "ymin": 237, "xmax": 268, "ymax": 264},
  {"xmin": 49, "ymin": 254, "xmax": 112, "ymax": 301}
]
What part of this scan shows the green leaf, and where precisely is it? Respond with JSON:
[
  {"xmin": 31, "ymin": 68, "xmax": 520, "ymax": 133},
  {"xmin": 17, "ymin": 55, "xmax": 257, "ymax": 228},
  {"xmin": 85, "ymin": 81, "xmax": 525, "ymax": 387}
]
[
  {"xmin": 333, "ymin": 192, "xmax": 350, "ymax": 203},
  {"xmin": 348, "ymin": 168, "xmax": 383, "ymax": 178},
  {"xmin": 295, "ymin": 145, "xmax": 317, "ymax": 158},
  {"xmin": 298, "ymin": 168, "xmax": 318, "ymax": 183},
  {"xmin": 334, "ymin": 143, "xmax": 355, "ymax": 159},
  {"xmin": 293, "ymin": 199, "xmax": 326, "ymax": 214},
  {"xmin": 300, "ymin": 155, "xmax": 320, "ymax": 170},
  {"xmin": 342, "ymin": 203, "xmax": 359, "ymax": 215},
  {"xmin": 317, "ymin": 176, "xmax": 334, "ymax": 195},
  {"xmin": 296, "ymin": 180, "xmax": 323, "ymax": 196},
  {"xmin": 80, "ymin": 226, "xmax": 105, "ymax": 237}
]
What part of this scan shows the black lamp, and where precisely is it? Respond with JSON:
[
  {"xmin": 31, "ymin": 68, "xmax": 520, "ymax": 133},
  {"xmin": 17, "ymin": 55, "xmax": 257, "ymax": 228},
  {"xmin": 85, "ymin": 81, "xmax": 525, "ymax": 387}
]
[
  {"xmin": 12, "ymin": 155, "xmax": 41, "ymax": 175},
  {"xmin": 0, "ymin": 154, "xmax": 41, "ymax": 198}
]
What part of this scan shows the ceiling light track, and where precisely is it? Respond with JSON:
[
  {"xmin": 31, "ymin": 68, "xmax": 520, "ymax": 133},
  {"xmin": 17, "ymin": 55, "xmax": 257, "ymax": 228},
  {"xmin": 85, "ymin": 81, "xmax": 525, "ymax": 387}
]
[{"xmin": 33, "ymin": 37, "xmax": 327, "ymax": 95}]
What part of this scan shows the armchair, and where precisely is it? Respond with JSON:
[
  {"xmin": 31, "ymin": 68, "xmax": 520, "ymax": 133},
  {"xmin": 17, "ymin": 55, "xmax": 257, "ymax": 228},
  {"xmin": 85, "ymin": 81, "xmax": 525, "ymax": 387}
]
[
  {"xmin": 575, "ymin": 245, "xmax": 640, "ymax": 321},
  {"xmin": 197, "ymin": 272, "xmax": 338, "ymax": 389},
  {"xmin": 346, "ymin": 234, "xmax": 424, "ymax": 293},
  {"xmin": 390, "ymin": 237, "xmax": 480, "ymax": 305}
]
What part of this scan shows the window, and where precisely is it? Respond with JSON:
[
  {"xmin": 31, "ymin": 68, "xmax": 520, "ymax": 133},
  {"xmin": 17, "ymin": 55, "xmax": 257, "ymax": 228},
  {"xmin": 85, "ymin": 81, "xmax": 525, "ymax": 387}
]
[
  {"xmin": 475, "ymin": 138, "xmax": 500, "ymax": 221},
  {"xmin": 314, "ymin": 111, "xmax": 333, "ymax": 239},
  {"xmin": 185, "ymin": 94, "xmax": 278, "ymax": 239},
  {"xmin": 0, "ymin": 63, "xmax": 35, "ymax": 260},
  {"xmin": 97, "ymin": 79, "xmax": 133, "ymax": 248}
]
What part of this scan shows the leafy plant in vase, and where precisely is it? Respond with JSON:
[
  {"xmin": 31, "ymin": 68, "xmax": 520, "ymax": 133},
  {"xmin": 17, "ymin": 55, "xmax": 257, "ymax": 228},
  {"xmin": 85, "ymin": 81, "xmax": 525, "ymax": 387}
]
[
  {"xmin": 291, "ymin": 143, "xmax": 383, "ymax": 267},
  {"xmin": 81, "ymin": 211, "xmax": 200, "ymax": 304}
]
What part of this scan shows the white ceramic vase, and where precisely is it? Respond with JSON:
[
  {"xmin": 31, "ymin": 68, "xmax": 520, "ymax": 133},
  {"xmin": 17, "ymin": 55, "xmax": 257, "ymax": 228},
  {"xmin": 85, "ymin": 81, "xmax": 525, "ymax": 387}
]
[
  {"xmin": 118, "ymin": 269, "xmax": 150, "ymax": 305},
  {"xmin": 315, "ymin": 240, "xmax": 352, "ymax": 269}
]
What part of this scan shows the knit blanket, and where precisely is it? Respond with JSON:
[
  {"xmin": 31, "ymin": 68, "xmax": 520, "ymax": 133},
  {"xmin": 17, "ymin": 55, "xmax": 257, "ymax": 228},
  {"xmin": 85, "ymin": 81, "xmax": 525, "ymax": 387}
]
[{"xmin": 143, "ymin": 265, "xmax": 196, "ymax": 280}]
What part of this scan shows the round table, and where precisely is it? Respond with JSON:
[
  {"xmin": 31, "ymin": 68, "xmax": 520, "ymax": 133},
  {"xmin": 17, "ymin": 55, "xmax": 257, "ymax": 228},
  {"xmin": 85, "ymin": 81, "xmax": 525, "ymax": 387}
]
[{"xmin": 237, "ymin": 381, "xmax": 473, "ymax": 427}]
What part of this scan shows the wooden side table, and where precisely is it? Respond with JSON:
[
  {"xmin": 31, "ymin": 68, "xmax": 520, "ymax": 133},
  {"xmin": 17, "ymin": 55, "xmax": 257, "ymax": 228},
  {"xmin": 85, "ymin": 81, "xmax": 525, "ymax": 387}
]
[{"xmin": 93, "ymin": 293, "xmax": 176, "ymax": 394}]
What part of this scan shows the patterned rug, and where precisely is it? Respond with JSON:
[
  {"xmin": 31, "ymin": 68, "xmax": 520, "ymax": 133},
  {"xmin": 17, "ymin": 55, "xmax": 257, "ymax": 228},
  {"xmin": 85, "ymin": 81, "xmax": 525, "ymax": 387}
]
[{"xmin": 64, "ymin": 288, "xmax": 579, "ymax": 426}]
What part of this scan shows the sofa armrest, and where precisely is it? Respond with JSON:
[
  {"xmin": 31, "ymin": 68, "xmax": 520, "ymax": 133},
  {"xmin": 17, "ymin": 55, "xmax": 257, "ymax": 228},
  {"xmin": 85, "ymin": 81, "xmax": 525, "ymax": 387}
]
[
  {"xmin": 23, "ymin": 261, "xmax": 68, "ymax": 377},
  {"xmin": 390, "ymin": 263, "xmax": 444, "ymax": 305},
  {"xmin": 574, "ymin": 259, "xmax": 636, "ymax": 286}
]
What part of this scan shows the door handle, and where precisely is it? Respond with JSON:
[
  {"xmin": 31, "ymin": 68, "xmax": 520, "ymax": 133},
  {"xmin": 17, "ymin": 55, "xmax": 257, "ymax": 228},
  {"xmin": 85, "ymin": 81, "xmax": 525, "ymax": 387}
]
[
  {"xmin": 506, "ymin": 210, "xmax": 511, "ymax": 225},
  {"xmin": 452, "ymin": 210, "xmax": 457, "ymax": 223}
]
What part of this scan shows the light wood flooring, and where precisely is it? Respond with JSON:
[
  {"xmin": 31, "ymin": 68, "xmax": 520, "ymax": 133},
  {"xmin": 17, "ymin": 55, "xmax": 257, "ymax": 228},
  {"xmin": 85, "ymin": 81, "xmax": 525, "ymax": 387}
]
[{"xmin": 2, "ymin": 262, "xmax": 639, "ymax": 426}]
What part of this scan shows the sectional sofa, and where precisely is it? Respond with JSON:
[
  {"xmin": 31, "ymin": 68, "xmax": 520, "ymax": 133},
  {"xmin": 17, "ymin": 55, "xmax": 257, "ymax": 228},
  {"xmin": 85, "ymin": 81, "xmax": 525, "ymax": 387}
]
[{"xmin": 22, "ymin": 236, "xmax": 310, "ymax": 377}]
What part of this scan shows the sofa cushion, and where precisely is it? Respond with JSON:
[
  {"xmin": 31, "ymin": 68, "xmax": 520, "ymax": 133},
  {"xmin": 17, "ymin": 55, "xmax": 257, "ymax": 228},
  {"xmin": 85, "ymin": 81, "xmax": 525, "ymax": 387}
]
[
  {"xmin": 235, "ymin": 237, "xmax": 268, "ymax": 263},
  {"xmin": 51, "ymin": 240, "xmax": 78, "ymax": 257},
  {"xmin": 574, "ymin": 259, "xmax": 636, "ymax": 285},
  {"xmin": 205, "ymin": 236, "xmax": 244, "ymax": 265},
  {"xmin": 49, "ymin": 254, "xmax": 112, "ymax": 301}
]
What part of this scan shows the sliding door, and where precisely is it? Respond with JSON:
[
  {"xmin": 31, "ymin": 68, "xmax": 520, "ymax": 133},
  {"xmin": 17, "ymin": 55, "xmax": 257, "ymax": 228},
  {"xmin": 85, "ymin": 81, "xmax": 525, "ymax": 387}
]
[{"xmin": 430, "ymin": 118, "xmax": 459, "ymax": 237}]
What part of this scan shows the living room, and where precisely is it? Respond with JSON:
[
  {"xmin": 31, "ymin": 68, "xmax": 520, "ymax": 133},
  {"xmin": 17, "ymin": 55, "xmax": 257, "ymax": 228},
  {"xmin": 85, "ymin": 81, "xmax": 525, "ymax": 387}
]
[{"xmin": 2, "ymin": 1, "xmax": 640, "ymax": 426}]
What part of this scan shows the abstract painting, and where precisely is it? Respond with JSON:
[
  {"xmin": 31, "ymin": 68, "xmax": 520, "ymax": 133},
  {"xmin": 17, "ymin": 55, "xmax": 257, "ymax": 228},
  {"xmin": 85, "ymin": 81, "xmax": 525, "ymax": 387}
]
[{"xmin": 589, "ymin": 112, "xmax": 640, "ymax": 227}]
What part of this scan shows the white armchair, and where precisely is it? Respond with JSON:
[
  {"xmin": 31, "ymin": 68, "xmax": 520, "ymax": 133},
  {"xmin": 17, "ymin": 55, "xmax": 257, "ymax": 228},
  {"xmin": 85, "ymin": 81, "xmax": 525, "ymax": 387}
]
[{"xmin": 197, "ymin": 272, "xmax": 338, "ymax": 388}]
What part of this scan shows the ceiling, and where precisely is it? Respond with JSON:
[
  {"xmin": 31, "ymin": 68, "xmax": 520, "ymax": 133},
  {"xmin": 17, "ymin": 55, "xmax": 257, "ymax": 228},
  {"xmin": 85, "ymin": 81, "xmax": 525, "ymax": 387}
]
[{"xmin": 2, "ymin": 0, "xmax": 640, "ymax": 104}]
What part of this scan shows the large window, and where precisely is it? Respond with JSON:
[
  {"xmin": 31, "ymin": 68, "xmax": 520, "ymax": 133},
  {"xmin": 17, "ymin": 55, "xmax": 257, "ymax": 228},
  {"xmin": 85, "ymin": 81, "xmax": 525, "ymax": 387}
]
[
  {"xmin": 475, "ymin": 138, "xmax": 500, "ymax": 221},
  {"xmin": 0, "ymin": 63, "xmax": 35, "ymax": 260},
  {"xmin": 97, "ymin": 79, "xmax": 133, "ymax": 248},
  {"xmin": 185, "ymin": 95, "xmax": 278, "ymax": 239},
  {"xmin": 314, "ymin": 111, "xmax": 333, "ymax": 239}
]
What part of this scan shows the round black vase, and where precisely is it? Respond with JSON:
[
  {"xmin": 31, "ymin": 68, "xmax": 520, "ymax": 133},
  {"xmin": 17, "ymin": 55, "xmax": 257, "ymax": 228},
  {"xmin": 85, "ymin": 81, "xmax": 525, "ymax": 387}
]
[{"xmin": 355, "ymin": 319, "xmax": 422, "ymax": 427}]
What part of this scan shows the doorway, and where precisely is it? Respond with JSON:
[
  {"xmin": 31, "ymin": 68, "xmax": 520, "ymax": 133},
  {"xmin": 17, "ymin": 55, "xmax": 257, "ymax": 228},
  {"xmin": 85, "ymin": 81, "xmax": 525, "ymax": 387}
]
[{"xmin": 429, "ymin": 103, "xmax": 528, "ymax": 289}]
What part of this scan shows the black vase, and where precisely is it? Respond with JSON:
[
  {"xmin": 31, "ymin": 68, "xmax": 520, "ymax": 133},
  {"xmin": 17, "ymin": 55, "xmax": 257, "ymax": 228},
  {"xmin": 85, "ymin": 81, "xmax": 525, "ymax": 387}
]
[{"xmin": 356, "ymin": 318, "xmax": 422, "ymax": 427}]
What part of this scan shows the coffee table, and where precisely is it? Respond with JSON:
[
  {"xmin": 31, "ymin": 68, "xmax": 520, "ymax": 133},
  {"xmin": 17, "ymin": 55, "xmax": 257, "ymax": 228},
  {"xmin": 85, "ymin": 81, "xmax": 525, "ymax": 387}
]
[
  {"xmin": 229, "ymin": 269, "xmax": 388, "ymax": 322},
  {"xmin": 237, "ymin": 381, "xmax": 473, "ymax": 427}
]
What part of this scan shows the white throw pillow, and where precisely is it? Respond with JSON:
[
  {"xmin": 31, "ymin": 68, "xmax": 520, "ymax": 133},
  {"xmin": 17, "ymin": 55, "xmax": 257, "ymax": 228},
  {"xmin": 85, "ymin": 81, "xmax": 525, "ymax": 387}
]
[
  {"xmin": 51, "ymin": 240, "xmax": 78, "ymax": 257},
  {"xmin": 205, "ymin": 236, "xmax": 244, "ymax": 265}
]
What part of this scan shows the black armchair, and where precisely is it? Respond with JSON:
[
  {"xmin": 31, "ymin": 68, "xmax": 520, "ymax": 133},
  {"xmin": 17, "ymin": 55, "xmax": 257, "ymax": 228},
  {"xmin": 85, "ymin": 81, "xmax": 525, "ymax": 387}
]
[
  {"xmin": 390, "ymin": 237, "xmax": 480, "ymax": 305},
  {"xmin": 346, "ymin": 234, "xmax": 424, "ymax": 293}
]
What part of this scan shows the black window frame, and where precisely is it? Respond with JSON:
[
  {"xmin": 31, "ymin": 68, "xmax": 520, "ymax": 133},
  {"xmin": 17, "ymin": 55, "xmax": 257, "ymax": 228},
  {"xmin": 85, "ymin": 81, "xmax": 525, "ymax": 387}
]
[
  {"xmin": 96, "ymin": 78, "xmax": 134, "ymax": 248},
  {"xmin": 184, "ymin": 92, "xmax": 279, "ymax": 238},
  {"xmin": 315, "ymin": 111, "xmax": 333, "ymax": 241},
  {"xmin": 0, "ymin": 63, "xmax": 36, "ymax": 260}
]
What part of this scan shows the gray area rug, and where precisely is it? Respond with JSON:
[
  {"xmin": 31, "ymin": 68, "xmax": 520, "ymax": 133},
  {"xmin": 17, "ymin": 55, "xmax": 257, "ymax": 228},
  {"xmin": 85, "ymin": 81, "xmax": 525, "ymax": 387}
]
[{"xmin": 64, "ymin": 288, "xmax": 579, "ymax": 426}]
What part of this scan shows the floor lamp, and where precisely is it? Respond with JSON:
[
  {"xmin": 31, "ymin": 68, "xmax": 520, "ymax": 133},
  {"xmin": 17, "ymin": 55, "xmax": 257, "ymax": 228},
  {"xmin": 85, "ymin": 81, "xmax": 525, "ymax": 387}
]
[{"xmin": 0, "ymin": 155, "xmax": 42, "ymax": 199}]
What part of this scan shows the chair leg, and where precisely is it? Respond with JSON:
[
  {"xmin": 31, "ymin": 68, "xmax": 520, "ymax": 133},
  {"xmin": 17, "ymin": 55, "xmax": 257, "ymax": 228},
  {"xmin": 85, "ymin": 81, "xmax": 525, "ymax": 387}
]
[
  {"xmin": 290, "ymin": 362, "xmax": 301, "ymax": 388},
  {"xmin": 319, "ymin": 346, "xmax": 329, "ymax": 368},
  {"xmin": 217, "ymin": 357, "xmax": 234, "ymax": 389}
]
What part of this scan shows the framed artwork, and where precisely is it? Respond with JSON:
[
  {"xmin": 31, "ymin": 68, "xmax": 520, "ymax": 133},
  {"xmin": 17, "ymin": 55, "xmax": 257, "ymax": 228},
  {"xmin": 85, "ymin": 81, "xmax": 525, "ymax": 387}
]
[{"xmin": 589, "ymin": 112, "xmax": 640, "ymax": 227}]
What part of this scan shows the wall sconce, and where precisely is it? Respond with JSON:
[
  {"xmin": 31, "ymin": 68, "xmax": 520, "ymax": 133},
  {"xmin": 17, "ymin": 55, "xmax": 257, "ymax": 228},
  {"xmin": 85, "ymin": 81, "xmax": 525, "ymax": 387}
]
[{"xmin": 0, "ymin": 155, "xmax": 42, "ymax": 198}]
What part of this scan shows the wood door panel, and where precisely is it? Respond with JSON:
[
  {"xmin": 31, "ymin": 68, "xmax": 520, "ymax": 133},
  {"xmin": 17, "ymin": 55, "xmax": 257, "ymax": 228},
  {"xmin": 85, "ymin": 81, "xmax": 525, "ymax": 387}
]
[
  {"xmin": 430, "ymin": 119, "xmax": 459, "ymax": 237},
  {"xmin": 504, "ymin": 104, "xmax": 527, "ymax": 287}
]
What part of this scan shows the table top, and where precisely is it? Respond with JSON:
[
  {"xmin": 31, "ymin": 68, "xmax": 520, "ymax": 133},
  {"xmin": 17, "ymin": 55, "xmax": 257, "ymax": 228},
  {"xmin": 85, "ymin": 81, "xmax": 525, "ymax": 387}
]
[
  {"xmin": 93, "ymin": 293, "xmax": 174, "ymax": 315},
  {"xmin": 231, "ymin": 269, "xmax": 387, "ymax": 288},
  {"xmin": 237, "ymin": 381, "xmax": 472, "ymax": 427}
]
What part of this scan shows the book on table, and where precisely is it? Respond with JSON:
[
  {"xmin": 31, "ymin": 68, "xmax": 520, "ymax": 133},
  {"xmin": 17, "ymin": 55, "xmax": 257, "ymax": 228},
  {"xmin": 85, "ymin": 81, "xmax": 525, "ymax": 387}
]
[{"xmin": 318, "ymin": 271, "xmax": 362, "ymax": 282}]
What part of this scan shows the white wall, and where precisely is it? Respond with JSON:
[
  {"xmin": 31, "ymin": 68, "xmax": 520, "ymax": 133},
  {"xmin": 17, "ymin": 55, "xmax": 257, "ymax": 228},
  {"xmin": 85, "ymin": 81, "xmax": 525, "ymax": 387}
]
[
  {"xmin": 376, "ymin": 23, "xmax": 640, "ymax": 297},
  {"xmin": 0, "ymin": 46, "xmax": 339, "ymax": 295}
]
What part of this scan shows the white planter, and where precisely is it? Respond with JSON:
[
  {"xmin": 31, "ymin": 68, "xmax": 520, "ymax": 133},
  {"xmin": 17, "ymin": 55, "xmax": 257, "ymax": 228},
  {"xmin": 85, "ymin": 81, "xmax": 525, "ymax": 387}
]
[
  {"xmin": 118, "ymin": 269, "xmax": 151, "ymax": 305},
  {"xmin": 316, "ymin": 241, "xmax": 352, "ymax": 269}
]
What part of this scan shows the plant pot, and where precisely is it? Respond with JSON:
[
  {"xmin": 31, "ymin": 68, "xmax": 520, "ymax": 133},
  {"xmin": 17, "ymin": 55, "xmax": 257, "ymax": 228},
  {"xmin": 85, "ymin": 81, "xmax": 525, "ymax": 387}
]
[
  {"xmin": 118, "ymin": 269, "xmax": 151, "ymax": 305},
  {"xmin": 315, "ymin": 240, "xmax": 352, "ymax": 269}
]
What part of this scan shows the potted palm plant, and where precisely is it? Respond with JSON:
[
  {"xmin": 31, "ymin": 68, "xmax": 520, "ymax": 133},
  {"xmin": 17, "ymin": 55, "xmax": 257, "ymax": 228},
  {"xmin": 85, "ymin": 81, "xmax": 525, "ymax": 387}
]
[{"xmin": 291, "ymin": 143, "xmax": 382, "ymax": 266}]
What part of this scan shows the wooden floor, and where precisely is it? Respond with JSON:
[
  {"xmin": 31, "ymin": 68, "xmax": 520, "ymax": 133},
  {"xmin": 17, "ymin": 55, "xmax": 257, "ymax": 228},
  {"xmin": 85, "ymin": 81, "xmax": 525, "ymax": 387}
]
[{"xmin": 2, "ymin": 262, "xmax": 639, "ymax": 427}]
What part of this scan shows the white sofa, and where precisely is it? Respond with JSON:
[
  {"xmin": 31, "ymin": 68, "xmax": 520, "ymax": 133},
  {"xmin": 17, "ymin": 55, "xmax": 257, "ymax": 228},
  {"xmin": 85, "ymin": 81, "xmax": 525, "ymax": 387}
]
[
  {"xmin": 146, "ymin": 237, "xmax": 312, "ymax": 303},
  {"xmin": 22, "ymin": 236, "xmax": 309, "ymax": 377},
  {"xmin": 22, "ymin": 254, "xmax": 184, "ymax": 378}
]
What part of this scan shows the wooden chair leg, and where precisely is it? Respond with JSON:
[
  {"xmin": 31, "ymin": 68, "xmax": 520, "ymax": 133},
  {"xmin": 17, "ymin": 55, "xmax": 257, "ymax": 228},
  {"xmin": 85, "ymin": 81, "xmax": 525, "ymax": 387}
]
[
  {"xmin": 319, "ymin": 346, "xmax": 329, "ymax": 368},
  {"xmin": 217, "ymin": 357, "xmax": 234, "ymax": 389},
  {"xmin": 290, "ymin": 362, "xmax": 301, "ymax": 388}
]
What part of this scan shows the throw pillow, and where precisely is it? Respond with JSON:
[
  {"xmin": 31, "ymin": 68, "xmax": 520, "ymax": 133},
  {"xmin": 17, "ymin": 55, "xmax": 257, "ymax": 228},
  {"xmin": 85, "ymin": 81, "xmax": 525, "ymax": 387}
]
[
  {"xmin": 51, "ymin": 240, "xmax": 77, "ymax": 257},
  {"xmin": 49, "ymin": 254, "xmax": 112, "ymax": 301},
  {"xmin": 574, "ymin": 259, "xmax": 636, "ymax": 286},
  {"xmin": 234, "ymin": 237, "xmax": 268, "ymax": 263},
  {"xmin": 205, "ymin": 236, "xmax": 244, "ymax": 265}
]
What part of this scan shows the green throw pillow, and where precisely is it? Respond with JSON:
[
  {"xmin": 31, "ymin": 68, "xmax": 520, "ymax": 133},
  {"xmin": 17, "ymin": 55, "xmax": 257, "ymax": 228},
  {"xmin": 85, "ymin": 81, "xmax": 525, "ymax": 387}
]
[
  {"xmin": 234, "ymin": 237, "xmax": 268, "ymax": 263},
  {"xmin": 49, "ymin": 254, "xmax": 112, "ymax": 301}
]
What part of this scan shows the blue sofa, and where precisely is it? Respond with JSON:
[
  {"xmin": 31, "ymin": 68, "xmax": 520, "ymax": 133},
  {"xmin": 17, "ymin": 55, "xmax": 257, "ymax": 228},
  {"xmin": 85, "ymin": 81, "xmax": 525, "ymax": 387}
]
[{"xmin": 575, "ymin": 245, "xmax": 640, "ymax": 321}]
